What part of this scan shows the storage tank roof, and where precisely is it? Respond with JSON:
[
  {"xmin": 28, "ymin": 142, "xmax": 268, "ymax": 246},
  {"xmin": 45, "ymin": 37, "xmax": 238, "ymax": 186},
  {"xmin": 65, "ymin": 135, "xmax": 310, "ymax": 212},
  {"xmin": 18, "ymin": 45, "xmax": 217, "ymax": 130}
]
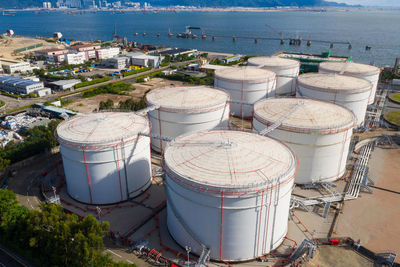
[
  {"xmin": 319, "ymin": 62, "xmax": 380, "ymax": 76},
  {"xmin": 254, "ymin": 98, "xmax": 356, "ymax": 134},
  {"xmin": 248, "ymin": 56, "xmax": 300, "ymax": 69},
  {"xmin": 57, "ymin": 112, "xmax": 149, "ymax": 146},
  {"xmin": 214, "ymin": 66, "xmax": 275, "ymax": 83},
  {"xmin": 146, "ymin": 86, "xmax": 229, "ymax": 113},
  {"xmin": 164, "ymin": 130, "xmax": 296, "ymax": 193},
  {"xmin": 297, "ymin": 73, "xmax": 372, "ymax": 93}
]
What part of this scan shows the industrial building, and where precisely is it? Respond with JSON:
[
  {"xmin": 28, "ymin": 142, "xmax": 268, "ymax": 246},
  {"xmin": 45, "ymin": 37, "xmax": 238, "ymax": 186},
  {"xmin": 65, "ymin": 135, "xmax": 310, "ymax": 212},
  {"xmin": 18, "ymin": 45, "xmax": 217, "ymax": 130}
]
[
  {"xmin": 103, "ymin": 56, "xmax": 129, "ymax": 69},
  {"xmin": 49, "ymin": 79, "xmax": 81, "ymax": 91},
  {"xmin": 0, "ymin": 75, "xmax": 48, "ymax": 95},
  {"xmin": 126, "ymin": 52, "xmax": 162, "ymax": 68},
  {"xmin": 64, "ymin": 52, "xmax": 86, "ymax": 65},
  {"xmin": 253, "ymin": 98, "xmax": 356, "ymax": 184},
  {"xmin": 34, "ymin": 48, "xmax": 69, "ymax": 62},
  {"xmin": 160, "ymin": 48, "xmax": 198, "ymax": 58},
  {"xmin": 214, "ymin": 67, "xmax": 276, "ymax": 118},
  {"xmin": 146, "ymin": 86, "xmax": 230, "ymax": 152},
  {"xmin": 0, "ymin": 58, "xmax": 32, "ymax": 74},
  {"xmin": 96, "ymin": 47, "xmax": 120, "ymax": 60},
  {"xmin": 164, "ymin": 130, "xmax": 297, "ymax": 261},
  {"xmin": 56, "ymin": 112, "xmax": 152, "ymax": 204},
  {"xmin": 319, "ymin": 61, "xmax": 381, "ymax": 105},
  {"xmin": 247, "ymin": 56, "xmax": 300, "ymax": 96},
  {"xmin": 297, "ymin": 73, "xmax": 372, "ymax": 126},
  {"xmin": 70, "ymin": 44, "xmax": 101, "ymax": 60}
]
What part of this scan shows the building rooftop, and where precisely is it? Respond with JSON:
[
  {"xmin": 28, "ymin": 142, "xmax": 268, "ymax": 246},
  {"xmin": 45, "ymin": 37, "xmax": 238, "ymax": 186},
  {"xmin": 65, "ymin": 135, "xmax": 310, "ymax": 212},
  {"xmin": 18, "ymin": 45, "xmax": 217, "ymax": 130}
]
[
  {"xmin": 0, "ymin": 75, "xmax": 42, "ymax": 87},
  {"xmin": 164, "ymin": 130, "xmax": 296, "ymax": 192},
  {"xmin": 50, "ymin": 79, "xmax": 81, "ymax": 86},
  {"xmin": 253, "ymin": 98, "xmax": 357, "ymax": 134},
  {"xmin": 35, "ymin": 48, "xmax": 68, "ymax": 54},
  {"xmin": 70, "ymin": 44, "xmax": 101, "ymax": 49},
  {"xmin": 0, "ymin": 58, "xmax": 26, "ymax": 64},
  {"xmin": 160, "ymin": 48, "xmax": 197, "ymax": 56}
]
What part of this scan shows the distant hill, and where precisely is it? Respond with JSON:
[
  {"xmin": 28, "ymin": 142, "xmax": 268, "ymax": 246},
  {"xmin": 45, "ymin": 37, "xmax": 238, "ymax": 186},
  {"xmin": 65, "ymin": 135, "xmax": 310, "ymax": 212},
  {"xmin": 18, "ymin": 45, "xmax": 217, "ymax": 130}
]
[{"xmin": 0, "ymin": 0, "xmax": 354, "ymax": 9}]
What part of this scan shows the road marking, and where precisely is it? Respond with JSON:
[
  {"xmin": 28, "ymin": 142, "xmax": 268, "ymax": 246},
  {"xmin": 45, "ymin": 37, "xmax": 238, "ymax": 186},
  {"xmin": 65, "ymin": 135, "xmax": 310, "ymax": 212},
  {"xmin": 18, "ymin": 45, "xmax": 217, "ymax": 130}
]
[
  {"xmin": 126, "ymin": 259, "xmax": 134, "ymax": 264},
  {"xmin": 106, "ymin": 249, "xmax": 122, "ymax": 258}
]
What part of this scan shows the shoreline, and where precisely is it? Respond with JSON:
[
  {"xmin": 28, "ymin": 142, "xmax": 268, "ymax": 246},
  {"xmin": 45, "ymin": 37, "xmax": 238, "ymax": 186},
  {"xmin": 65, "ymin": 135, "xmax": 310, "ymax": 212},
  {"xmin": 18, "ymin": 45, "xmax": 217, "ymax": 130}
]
[{"xmin": 1, "ymin": 7, "xmax": 399, "ymax": 13}]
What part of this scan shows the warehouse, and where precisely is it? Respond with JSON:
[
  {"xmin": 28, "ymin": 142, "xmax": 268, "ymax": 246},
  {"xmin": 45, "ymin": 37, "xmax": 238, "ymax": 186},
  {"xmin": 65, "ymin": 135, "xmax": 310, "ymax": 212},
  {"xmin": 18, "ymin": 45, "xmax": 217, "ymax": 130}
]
[
  {"xmin": 0, "ymin": 75, "xmax": 46, "ymax": 95},
  {"xmin": 49, "ymin": 79, "xmax": 81, "ymax": 91}
]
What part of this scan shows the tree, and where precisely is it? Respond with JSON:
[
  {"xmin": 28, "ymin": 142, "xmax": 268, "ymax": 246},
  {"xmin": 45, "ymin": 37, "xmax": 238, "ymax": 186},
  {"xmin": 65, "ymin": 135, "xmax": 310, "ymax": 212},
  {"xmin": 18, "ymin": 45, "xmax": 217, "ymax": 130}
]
[{"xmin": 99, "ymin": 99, "xmax": 114, "ymax": 110}]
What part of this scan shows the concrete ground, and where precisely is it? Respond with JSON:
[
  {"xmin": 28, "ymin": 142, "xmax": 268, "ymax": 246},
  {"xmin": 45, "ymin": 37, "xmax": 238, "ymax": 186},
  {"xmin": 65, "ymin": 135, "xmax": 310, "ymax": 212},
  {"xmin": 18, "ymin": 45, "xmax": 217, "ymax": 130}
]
[{"xmin": 334, "ymin": 147, "xmax": 400, "ymax": 256}]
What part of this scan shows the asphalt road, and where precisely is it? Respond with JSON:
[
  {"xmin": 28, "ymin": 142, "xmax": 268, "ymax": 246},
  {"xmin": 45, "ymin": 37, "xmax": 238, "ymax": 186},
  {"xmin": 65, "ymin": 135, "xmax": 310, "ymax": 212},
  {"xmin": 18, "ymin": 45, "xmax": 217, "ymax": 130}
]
[
  {"xmin": 1, "ymin": 59, "xmax": 199, "ymax": 114},
  {"xmin": 0, "ymin": 244, "xmax": 28, "ymax": 267}
]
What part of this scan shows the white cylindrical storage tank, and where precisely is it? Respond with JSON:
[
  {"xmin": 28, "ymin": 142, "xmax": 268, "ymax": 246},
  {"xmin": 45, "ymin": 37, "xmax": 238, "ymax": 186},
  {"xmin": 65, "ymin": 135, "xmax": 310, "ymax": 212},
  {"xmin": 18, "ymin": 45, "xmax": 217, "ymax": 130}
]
[
  {"xmin": 164, "ymin": 130, "xmax": 297, "ymax": 262},
  {"xmin": 253, "ymin": 98, "xmax": 356, "ymax": 184},
  {"xmin": 248, "ymin": 56, "xmax": 300, "ymax": 96},
  {"xmin": 146, "ymin": 86, "xmax": 230, "ymax": 153},
  {"xmin": 214, "ymin": 67, "xmax": 276, "ymax": 118},
  {"xmin": 318, "ymin": 61, "xmax": 381, "ymax": 105},
  {"xmin": 297, "ymin": 73, "xmax": 372, "ymax": 126},
  {"xmin": 56, "ymin": 112, "xmax": 152, "ymax": 204}
]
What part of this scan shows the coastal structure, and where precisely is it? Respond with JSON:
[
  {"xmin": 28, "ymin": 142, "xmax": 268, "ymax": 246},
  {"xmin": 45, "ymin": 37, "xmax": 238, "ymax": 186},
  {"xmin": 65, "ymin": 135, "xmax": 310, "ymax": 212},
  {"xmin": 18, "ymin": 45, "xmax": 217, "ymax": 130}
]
[
  {"xmin": 253, "ymin": 98, "xmax": 356, "ymax": 184},
  {"xmin": 56, "ymin": 112, "xmax": 152, "ymax": 204},
  {"xmin": 164, "ymin": 130, "xmax": 297, "ymax": 261},
  {"xmin": 318, "ymin": 61, "xmax": 381, "ymax": 105},
  {"xmin": 297, "ymin": 73, "xmax": 372, "ymax": 126},
  {"xmin": 146, "ymin": 86, "xmax": 230, "ymax": 152},
  {"xmin": 214, "ymin": 67, "xmax": 276, "ymax": 118},
  {"xmin": 247, "ymin": 56, "xmax": 300, "ymax": 95}
]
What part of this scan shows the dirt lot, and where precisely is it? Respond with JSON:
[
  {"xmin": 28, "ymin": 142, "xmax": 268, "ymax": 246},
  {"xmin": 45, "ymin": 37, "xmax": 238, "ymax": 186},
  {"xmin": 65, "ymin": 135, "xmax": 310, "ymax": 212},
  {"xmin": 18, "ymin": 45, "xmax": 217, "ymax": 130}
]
[
  {"xmin": 65, "ymin": 78, "xmax": 184, "ymax": 113},
  {"xmin": 303, "ymin": 246, "xmax": 374, "ymax": 267},
  {"xmin": 335, "ymin": 147, "xmax": 400, "ymax": 255},
  {"xmin": 0, "ymin": 36, "xmax": 58, "ymax": 59}
]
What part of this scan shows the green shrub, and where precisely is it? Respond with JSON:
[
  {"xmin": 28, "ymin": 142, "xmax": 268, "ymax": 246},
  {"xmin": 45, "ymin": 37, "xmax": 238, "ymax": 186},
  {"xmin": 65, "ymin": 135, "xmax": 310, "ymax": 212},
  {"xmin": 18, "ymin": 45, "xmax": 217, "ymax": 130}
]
[
  {"xmin": 82, "ymin": 82, "xmax": 134, "ymax": 98},
  {"xmin": 75, "ymin": 77, "xmax": 112, "ymax": 89}
]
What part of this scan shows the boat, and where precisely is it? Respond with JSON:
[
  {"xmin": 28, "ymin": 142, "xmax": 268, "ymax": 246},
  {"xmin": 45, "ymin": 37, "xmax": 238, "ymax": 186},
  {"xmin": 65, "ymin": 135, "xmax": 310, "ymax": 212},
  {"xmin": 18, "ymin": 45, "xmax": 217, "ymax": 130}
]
[{"xmin": 275, "ymin": 51, "xmax": 352, "ymax": 73}]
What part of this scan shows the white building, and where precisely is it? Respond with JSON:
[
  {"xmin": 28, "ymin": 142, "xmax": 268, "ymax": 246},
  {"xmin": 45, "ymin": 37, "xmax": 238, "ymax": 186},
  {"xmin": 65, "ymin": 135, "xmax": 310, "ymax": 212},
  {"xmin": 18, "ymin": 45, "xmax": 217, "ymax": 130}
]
[
  {"xmin": 0, "ymin": 58, "xmax": 32, "ymax": 74},
  {"xmin": 50, "ymin": 79, "xmax": 81, "ymax": 91},
  {"xmin": 96, "ymin": 47, "xmax": 120, "ymax": 60},
  {"xmin": 43, "ymin": 2, "xmax": 52, "ymax": 8},
  {"xmin": 64, "ymin": 52, "xmax": 86, "ymax": 65},
  {"xmin": 103, "ymin": 56, "xmax": 129, "ymax": 69},
  {"xmin": 0, "ymin": 75, "xmax": 46, "ymax": 95},
  {"xmin": 127, "ymin": 52, "xmax": 162, "ymax": 67}
]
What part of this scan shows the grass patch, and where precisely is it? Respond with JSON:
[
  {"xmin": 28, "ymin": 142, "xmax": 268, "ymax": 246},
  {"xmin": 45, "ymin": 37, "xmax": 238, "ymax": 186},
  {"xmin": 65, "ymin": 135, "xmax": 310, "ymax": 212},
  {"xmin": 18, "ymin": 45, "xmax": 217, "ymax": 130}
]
[
  {"xmin": 75, "ymin": 77, "xmax": 111, "ymax": 89},
  {"xmin": 388, "ymin": 93, "xmax": 400, "ymax": 104},
  {"xmin": 158, "ymin": 73, "xmax": 214, "ymax": 86},
  {"xmin": 5, "ymin": 104, "xmax": 35, "ymax": 115},
  {"xmin": 384, "ymin": 111, "xmax": 400, "ymax": 126},
  {"xmin": 0, "ymin": 100, "xmax": 5, "ymax": 108},
  {"xmin": 82, "ymin": 82, "xmax": 134, "ymax": 98}
]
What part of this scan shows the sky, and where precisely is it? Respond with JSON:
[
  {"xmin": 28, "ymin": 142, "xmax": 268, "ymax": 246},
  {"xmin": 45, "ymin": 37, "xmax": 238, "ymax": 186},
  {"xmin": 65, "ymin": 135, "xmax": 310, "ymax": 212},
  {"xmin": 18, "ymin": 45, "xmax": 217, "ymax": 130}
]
[{"xmin": 338, "ymin": 0, "xmax": 400, "ymax": 6}]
